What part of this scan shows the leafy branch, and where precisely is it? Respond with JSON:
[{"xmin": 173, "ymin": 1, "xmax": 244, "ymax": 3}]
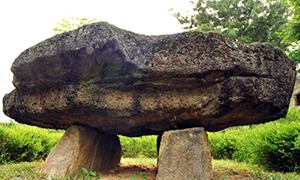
[{"xmin": 53, "ymin": 14, "xmax": 96, "ymax": 34}]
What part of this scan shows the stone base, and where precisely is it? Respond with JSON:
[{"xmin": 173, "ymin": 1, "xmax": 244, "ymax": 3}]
[
  {"xmin": 42, "ymin": 125, "xmax": 122, "ymax": 179},
  {"xmin": 156, "ymin": 127, "xmax": 212, "ymax": 180}
]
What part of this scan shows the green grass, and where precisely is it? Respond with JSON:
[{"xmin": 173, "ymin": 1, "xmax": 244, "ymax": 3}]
[
  {"xmin": 0, "ymin": 160, "xmax": 46, "ymax": 179},
  {"xmin": 121, "ymin": 156, "xmax": 157, "ymax": 166},
  {"xmin": 212, "ymin": 159, "xmax": 300, "ymax": 180}
]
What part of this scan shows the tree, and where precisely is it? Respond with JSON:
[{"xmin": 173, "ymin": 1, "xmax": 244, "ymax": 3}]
[
  {"xmin": 173, "ymin": 0, "xmax": 289, "ymax": 50},
  {"xmin": 280, "ymin": 0, "xmax": 300, "ymax": 65},
  {"xmin": 53, "ymin": 14, "xmax": 96, "ymax": 34}
]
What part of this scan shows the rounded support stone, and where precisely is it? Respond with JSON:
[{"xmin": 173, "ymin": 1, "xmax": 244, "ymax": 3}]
[
  {"xmin": 156, "ymin": 127, "xmax": 212, "ymax": 180},
  {"xmin": 42, "ymin": 125, "xmax": 122, "ymax": 179}
]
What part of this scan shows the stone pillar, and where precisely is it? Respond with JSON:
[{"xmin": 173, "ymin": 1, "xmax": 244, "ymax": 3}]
[
  {"xmin": 42, "ymin": 125, "xmax": 122, "ymax": 179},
  {"xmin": 156, "ymin": 127, "xmax": 212, "ymax": 180}
]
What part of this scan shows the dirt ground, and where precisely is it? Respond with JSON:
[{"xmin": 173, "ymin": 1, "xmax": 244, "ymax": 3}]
[
  {"xmin": 97, "ymin": 163, "xmax": 156, "ymax": 180},
  {"xmin": 96, "ymin": 163, "xmax": 252, "ymax": 180},
  {"xmin": 212, "ymin": 170, "xmax": 253, "ymax": 180}
]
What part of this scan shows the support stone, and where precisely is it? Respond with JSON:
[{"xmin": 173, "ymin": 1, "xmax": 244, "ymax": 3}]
[
  {"xmin": 156, "ymin": 127, "xmax": 212, "ymax": 180},
  {"xmin": 42, "ymin": 125, "xmax": 122, "ymax": 179}
]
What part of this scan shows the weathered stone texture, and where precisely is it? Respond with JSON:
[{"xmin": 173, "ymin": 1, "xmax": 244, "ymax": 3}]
[
  {"xmin": 3, "ymin": 22, "xmax": 296, "ymax": 136},
  {"xmin": 42, "ymin": 125, "xmax": 122, "ymax": 179},
  {"xmin": 156, "ymin": 127, "xmax": 212, "ymax": 180}
]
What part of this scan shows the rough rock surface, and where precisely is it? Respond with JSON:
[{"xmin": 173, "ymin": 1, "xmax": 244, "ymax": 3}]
[
  {"xmin": 156, "ymin": 127, "xmax": 212, "ymax": 180},
  {"xmin": 3, "ymin": 21, "xmax": 296, "ymax": 136},
  {"xmin": 42, "ymin": 125, "xmax": 122, "ymax": 179}
]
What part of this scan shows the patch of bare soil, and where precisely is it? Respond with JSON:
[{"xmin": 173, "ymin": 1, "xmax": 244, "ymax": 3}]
[
  {"xmin": 98, "ymin": 163, "xmax": 157, "ymax": 180},
  {"xmin": 96, "ymin": 163, "xmax": 253, "ymax": 180}
]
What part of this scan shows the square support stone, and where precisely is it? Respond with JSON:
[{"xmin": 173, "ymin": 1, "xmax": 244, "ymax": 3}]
[
  {"xmin": 42, "ymin": 125, "xmax": 122, "ymax": 179},
  {"xmin": 156, "ymin": 127, "xmax": 212, "ymax": 180}
]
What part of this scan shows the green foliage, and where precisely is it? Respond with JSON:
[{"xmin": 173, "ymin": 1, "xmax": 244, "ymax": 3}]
[
  {"xmin": 280, "ymin": 0, "xmax": 300, "ymax": 43},
  {"xmin": 173, "ymin": 0, "xmax": 289, "ymax": 50},
  {"xmin": 0, "ymin": 123, "xmax": 63, "ymax": 164},
  {"xmin": 73, "ymin": 167, "xmax": 101, "ymax": 180},
  {"xmin": 209, "ymin": 107, "xmax": 300, "ymax": 172},
  {"xmin": 0, "ymin": 122, "xmax": 157, "ymax": 165},
  {"xmin": 50, "ymin": 167, "xmax": 146, "ymax": 180},
  {"xmin": 279, "ymin": 0, "xmax": 300, "ymax": 65},
  {"xmin": 250, "ymin": 170, "xmax": 292, "ymax": 180},
  {"xmin": 50, "ymin": 167, "xmax": 101, "ymax": 180},
  {"xmin": 53, "ymin": 14, "xmax": 96, "ymax": 34},
  {"xmin": 213, "ymin": 177, "xmax": 227, "ymax": 180},
  {"xmin": 129, "ymin": 172, "xmax": 147, "ymax": 180},
  {"xmin": 118, "ymin": 135, "xmax": 157, "ymax": 158},
  {"xmin": 209, "ymin": 128, "xmax": 239, "ymax": 160},
  {"xmin": 252, "ymin": 120, "xmax": 300, "ymax": 172},
  {"xmin": 288, "ymin": 44, "xmax": 300, "ymax": 67}
]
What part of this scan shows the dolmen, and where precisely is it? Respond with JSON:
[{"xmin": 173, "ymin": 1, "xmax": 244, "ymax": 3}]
[{"xmin": 3, "ymin": 22, "xmax": 296, "ymax": 179}]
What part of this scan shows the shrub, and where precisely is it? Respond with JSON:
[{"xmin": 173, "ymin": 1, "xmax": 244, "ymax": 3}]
[
  {"xmin": 208, "ymin": 107, "xmax": 300, "ymax": 172},
  {"xmin": 0, "ymin": 123, "xmax": 63, "ymax": 164},
  {"xmin": 251, "ymin": 120, "xmax": 300, "ymax": 172},
  {"xmin": 119, "ymin": 135, "xmax": 157, "ymax": 158},
  {"xmin": 209, "ymin": 128, "xmax": 240, "ymax": 160}
]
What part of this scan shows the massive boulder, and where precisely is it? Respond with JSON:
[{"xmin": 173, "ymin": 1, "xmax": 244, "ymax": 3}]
[{"xmin": 3, "ymin": 22, "xmax": 296, "ymax": 136}]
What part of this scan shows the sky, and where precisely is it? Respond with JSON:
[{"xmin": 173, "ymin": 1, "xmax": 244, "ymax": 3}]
[{"xmin": 0, "ymin": 0, "xmax": 194, "ymax": 122}]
